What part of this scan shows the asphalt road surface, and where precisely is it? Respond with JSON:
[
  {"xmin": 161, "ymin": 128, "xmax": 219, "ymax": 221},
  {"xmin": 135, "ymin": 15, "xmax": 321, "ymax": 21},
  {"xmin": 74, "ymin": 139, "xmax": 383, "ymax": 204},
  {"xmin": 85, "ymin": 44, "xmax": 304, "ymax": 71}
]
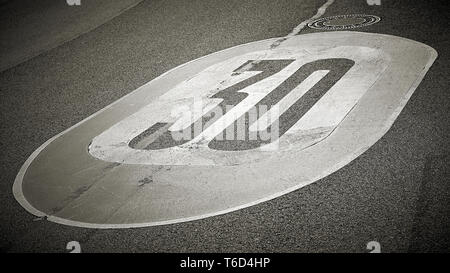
[{"xmin": 0, "ymin": 0, "xmax": 449, "ymax": 252}]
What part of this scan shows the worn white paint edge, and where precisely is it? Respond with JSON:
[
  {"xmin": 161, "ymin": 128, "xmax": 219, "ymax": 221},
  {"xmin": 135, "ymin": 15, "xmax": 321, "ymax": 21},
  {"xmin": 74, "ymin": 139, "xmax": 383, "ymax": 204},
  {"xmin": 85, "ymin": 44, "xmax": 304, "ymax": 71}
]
[{"xmin": 288, "ymin": 0, "xmax": 335, "ymax": 36}]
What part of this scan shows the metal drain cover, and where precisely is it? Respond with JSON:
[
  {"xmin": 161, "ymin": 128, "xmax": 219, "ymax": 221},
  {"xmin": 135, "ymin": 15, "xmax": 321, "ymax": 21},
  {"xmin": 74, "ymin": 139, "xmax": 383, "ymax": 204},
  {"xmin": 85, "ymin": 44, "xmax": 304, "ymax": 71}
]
[{"xmin": 308, "ymin": 14, "xmax": 381, "ymax": 30}]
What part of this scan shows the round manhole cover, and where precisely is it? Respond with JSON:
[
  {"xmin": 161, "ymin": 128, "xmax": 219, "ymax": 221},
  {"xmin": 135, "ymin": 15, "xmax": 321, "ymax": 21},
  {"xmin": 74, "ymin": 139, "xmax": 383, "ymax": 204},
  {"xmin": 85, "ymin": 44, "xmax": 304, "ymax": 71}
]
[{"xmin": 308, "ymin": 14, "xmax": 381, "ymax": 30}]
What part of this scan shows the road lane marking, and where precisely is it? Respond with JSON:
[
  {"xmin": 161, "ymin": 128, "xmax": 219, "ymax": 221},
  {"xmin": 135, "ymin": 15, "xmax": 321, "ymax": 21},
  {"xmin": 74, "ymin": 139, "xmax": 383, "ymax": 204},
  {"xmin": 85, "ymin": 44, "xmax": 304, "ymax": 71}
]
[
  {"xmin": 13, "ymin": 32, "xmax": 437, "ymax": 228},
  {"xmin": 270, "ymin": 0, "xmax": 335, "ymax": 48},
  {"xmin": 289, "ymin": 0, "xmax": 335, "ymax": 36}
]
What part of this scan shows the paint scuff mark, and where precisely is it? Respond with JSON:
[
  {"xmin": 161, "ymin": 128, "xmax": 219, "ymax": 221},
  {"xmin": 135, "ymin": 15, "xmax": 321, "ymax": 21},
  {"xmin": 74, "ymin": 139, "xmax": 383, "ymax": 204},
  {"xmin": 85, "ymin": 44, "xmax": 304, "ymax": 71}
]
[{"xmin": 138, "ymin": 177, "xmax": 153, "ymax": 187}]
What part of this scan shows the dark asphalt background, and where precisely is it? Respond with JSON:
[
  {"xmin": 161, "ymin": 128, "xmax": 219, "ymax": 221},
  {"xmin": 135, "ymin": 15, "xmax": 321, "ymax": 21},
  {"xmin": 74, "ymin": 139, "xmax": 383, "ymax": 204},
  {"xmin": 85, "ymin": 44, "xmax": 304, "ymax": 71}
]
[{"xmin": 0, "ymin": 0, "xmax": 448, "ymax": 252}]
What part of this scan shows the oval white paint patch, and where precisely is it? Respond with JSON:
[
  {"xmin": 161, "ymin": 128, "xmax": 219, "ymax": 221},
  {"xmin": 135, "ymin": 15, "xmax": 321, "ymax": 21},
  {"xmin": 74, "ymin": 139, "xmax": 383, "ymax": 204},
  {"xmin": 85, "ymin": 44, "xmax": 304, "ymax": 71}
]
[{"xmin": 13, "ymin": 32, "xmax": 437, "ymax": 228}]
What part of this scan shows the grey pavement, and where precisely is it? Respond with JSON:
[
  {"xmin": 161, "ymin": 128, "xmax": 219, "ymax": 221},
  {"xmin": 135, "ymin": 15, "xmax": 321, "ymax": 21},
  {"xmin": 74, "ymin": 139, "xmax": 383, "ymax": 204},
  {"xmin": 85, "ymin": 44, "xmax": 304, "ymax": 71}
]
[
  {"xmin": 0, "ymin": 0, "xmax": 448, "ymax": 252},
  {"xmin": 0, "ymin": 0, "xmax": 143, "ymax": 72}
]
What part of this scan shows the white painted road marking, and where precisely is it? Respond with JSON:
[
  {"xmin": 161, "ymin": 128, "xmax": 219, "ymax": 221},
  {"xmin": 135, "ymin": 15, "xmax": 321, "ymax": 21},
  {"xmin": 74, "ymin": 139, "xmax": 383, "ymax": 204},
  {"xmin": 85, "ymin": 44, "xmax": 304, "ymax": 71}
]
[
  {"xmin": 13, "ymin": 32, "xmax": 437, "ymax": 228},
  {"xmin": 89, "ymin": 45, "xmax": 387, "ymax": 165},
  {"xmin": 66, "ymin": 241, "xmax": 81, "ymax": 253},
  {"xmin": 270, "ymin": 0, "xmax": 335, "ymax": 48}
]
